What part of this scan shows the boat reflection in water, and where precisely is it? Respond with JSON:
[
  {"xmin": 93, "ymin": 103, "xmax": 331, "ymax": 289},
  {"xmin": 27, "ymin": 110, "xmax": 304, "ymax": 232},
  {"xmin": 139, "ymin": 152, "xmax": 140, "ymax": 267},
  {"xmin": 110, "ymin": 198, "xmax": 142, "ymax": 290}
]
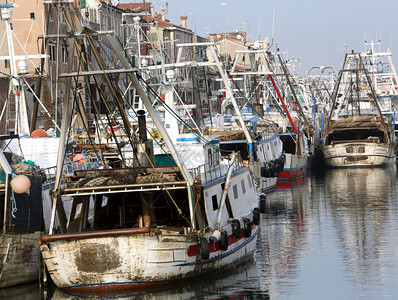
[
  {"xmin": 49, "ymin": 260, "xmax": 268, "ymax": 299},
  {"xmin": 258, "ymin": 165, "xmax": 398, "ymax": 299},
  {"xmin": 0, "ymin": 282, "xmax": 40, "ymax": 300},
  {"xmin": 323, "ymin": 166, "xmax": 397, "ymax": 292},
  {"xmin": 257, "ymin": 174, "xmax": 310, "ymax": 298},
  {"xmin": 275, "ymin": 175, "xmax": 307, "ymax": 189}
]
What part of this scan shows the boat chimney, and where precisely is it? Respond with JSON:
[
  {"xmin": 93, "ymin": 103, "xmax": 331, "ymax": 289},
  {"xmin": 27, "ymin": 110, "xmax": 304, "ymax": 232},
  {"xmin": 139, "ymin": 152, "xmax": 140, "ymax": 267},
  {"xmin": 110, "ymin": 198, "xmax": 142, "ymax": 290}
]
[
  {"xmin": 180, "ymin": 16, "xmax": 187, "ymax": 28},
  {"xmin": 137, "ymin": 109, "xmax": 147, "ymax": 142},
  {"xmin": 150, "ymin": 4, "xmax": 155, "ymax": 17}
]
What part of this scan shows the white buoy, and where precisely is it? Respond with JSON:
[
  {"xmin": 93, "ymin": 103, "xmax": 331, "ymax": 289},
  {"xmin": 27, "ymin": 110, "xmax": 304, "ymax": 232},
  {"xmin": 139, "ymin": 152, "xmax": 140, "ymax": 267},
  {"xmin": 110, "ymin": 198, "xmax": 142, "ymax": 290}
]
[
  {"xmin": 10, "ymin": 175, "xmax": 31, "ymax": 194},
  {"xmin": 210, "ymin": 230, "xmax": 221, "ymax": 243}
]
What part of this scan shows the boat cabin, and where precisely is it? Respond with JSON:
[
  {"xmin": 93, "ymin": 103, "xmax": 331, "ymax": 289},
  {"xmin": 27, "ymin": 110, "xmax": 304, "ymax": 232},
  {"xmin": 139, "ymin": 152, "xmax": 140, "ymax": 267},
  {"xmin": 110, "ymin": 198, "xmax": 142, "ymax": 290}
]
[{"xmin": 325, "ymin": 115, "xmax": 389, "ymax": 145}]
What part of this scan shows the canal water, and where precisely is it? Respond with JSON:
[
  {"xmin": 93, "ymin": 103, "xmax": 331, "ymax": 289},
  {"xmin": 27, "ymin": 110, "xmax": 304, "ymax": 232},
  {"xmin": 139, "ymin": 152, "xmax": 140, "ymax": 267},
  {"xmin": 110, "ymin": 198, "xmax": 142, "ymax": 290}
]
[{"xmin": 3, "ymin": 165, "xmax": 398, "ymax": 299}]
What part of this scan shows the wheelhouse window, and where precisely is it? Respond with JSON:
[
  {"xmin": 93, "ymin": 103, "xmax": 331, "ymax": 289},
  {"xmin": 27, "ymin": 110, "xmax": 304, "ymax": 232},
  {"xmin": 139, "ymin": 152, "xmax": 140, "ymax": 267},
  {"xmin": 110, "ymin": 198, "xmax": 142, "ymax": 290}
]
[
  {"xmin": 233, "ymin": 184, "xmax": 238, "ymax": 199},
  {"xmin": 212, "ymin": 194, "xmax": 218, "ymax": 211},
  {"xmin": 247, "ymin": 174, "xmax": 252, "ymax": 189},
  {"xmin": 61, "ymin": 45, "xmax": 67, "ymax": 64},
  {"xmin": 241, "ymin": 179, "xmax": 246, "ymax": 194},
  {"xmin": 49, "ymin": 43, "xmax": 56, "ymax": 63}
]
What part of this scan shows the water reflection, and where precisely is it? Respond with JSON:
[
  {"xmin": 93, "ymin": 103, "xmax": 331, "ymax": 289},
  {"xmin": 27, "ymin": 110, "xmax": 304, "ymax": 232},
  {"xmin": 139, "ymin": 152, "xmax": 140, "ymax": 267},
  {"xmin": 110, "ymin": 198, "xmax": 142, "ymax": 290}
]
[
  {"xmin": 0, "ymin": 282, "xmax": 40, "ymax": 300},
  {"xmin": 258, "ymin": 166, "xmax": 398, "ymax": 299},
  {"xmin": 258, "ymin": 176, "xmax": 310, "ymax": 298},
  {"xmin": 322, "ymin": 167, "xmax": 398, "ymax": 297},
  {"xmin": 8, "ymin": 166, "xmax": 398, "ymax": 299}
]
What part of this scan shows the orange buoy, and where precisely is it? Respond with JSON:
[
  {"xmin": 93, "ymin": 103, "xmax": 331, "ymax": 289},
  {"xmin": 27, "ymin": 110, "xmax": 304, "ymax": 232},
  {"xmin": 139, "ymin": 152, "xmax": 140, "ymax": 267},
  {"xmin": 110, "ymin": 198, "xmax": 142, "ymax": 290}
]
[
  {"xmin": 10, "ymin": 175, "xmax": 31, "ymax": 194},
  {"xmin": 30, "ymin": 129, "xmax": 48, "ymax": 138},
  {"xmin": 73, "ymin": 154, "xmax": 85, "ymax": 164}
]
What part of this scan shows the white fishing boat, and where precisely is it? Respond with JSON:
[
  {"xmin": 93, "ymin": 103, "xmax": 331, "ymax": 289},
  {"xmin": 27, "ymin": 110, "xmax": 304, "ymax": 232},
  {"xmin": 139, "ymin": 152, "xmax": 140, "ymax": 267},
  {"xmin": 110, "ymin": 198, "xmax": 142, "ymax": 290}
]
[
  {"xmin": 206, "ymin": 48, "xmax": 285, "ymax": 192},
  {"xmin": 39, "ymin": 21, "xmax": 260, "ymax": 295},
  {"xmin": 321, "ymin": 52, "xmax": 395, "ymax": 167}
]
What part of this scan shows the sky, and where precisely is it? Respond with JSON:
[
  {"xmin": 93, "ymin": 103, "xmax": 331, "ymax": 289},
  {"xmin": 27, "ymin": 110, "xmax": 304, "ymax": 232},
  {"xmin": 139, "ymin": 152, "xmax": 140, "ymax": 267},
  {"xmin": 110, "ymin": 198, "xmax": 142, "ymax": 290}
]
[{"xmin": 121, "ymin": 0, "xmax": 398, "ymax": 75}]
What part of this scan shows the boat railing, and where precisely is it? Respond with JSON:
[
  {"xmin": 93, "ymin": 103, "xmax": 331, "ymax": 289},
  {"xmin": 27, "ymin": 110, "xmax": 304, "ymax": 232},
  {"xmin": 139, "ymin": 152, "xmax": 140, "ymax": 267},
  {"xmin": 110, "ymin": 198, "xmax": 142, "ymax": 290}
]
[
  {"xmin": 330, "ymin": 137, "xmax": 380, "ymax": 144},
  {"xmin": 41, "ymin": 156, "xmax": 101, "ymax": 185},
  {"xmin": 189, "ymin": 153, "xmax": 246, "ymax": 185}
]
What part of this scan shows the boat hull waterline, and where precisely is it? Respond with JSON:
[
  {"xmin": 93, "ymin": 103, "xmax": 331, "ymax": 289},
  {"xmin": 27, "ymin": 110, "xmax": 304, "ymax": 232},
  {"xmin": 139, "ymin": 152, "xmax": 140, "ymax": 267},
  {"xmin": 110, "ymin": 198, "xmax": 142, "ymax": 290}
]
[{"xmin": 277, "ymin": 153, "xmax": 308, "ymax": 181}]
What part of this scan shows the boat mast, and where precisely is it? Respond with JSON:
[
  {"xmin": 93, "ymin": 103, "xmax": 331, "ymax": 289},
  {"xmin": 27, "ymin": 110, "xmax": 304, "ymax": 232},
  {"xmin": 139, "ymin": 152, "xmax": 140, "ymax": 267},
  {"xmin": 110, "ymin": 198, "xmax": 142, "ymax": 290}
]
[
  {"xmin": 360, "ymin": 55, "xmax": 391, "ymax": 142},
  {"xmin": 207, "ymin": 45, "xmax": 254, "ymax": 158},
  {"xmin": 104, "ymin": 33, "xmax": 197, "ymax": 230},
  {"xmin": 0, "ymin": 148, "xmax": 13, "ymax": 233},
  {"xmin": 323, "ymin": 54, "xmax": 348, "ymax": 143},
  {"xmin": 1, "ymin": 4, "xmax": 30, "ymax": 135},
  {"xmin": 277, "ymin": 53, "xmax": 311, "ymax": 135}
]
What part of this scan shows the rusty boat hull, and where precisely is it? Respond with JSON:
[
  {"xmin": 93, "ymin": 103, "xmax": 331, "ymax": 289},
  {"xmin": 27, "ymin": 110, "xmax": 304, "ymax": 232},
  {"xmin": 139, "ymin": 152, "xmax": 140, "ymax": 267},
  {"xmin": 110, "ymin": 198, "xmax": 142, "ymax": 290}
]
[
  {"xmin": 0, "ymin": 233, "xmax": 41, "ymax": 288},
  {"xmin": 40, "ymin": 225, "xmax": 258, "ymax": 295}
]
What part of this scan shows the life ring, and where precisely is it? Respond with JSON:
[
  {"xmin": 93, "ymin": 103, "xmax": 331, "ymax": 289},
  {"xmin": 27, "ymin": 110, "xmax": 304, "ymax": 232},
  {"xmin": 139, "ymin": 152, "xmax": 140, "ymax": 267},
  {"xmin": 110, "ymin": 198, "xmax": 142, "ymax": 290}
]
[
  {"xmin": 253, "ymin": 207, "xmax": 260, "ymax": 225},
  {"xmin": 231, "ymin": 219, "xmax": 241, "ymax": 239},
  {"xmin": 199, "ymin": 237, "xmax": 210, "ymax": 260},
  {"xmin": 243, "ymin": 217, "xmax": 252, "ymax": 238},
  {"xmin": 259, "ymin": 194, "xmax": 266, "ymax": 213},
  {"xmin": 219, "ymin": 230, "xmax": 229, "ymax": 251}
]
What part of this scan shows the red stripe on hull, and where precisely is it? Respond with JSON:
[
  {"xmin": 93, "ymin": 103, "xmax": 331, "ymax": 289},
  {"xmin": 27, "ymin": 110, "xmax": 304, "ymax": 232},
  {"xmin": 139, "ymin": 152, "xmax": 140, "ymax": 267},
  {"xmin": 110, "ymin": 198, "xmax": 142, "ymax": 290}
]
[
  {"xmin": 188, "ymin": 224, "xmax": 254, "ymax": 256},
  {"xmin": 278, "ymin": 166, "xmax": 307, "ymax": 181}
]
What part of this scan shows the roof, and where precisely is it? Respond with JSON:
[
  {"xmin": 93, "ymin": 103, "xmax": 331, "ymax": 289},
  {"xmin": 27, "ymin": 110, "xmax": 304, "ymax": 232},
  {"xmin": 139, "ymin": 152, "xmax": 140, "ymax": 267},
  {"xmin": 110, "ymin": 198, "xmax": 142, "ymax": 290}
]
[
  {"xmin": 117, "ymin": 2, "xmax": 151, "ymax": 12},
  {"xmin": 142, "ymin": 15, "xmax": 192, "ymax": 32}
]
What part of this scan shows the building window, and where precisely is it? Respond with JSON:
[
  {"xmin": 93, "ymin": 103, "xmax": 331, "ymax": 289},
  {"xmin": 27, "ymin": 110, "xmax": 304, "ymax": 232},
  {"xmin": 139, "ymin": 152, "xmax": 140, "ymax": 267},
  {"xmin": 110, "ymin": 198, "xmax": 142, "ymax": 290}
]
[
  {"xmin": 212, "ymin": 195, "xmax": 218, "ymax": 211},
  {"xmin": 241, "ymin": 179, "xmax": 246, "ymax": 194},
  {"xmin": 233, "ymin": 184, "xmax": 238, "ymax": 199},
  {"xmin": 49, "ymin": 43, "xmax": 56, "ymax": 63}
]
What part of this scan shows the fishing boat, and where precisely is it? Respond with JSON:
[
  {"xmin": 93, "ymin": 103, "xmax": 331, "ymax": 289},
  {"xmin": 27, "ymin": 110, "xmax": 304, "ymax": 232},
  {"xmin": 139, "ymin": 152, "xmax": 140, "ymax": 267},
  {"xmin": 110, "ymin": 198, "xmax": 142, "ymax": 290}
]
[
  {"xmin": 39, "ymin": 18, "xmax": 260, "ymax": 295},
  {"xmin": 209, "ymin": 48, "xmax": 284, "ymax": 192},
  {"xmin": 321, "ymin": 52, "xmax": 395, "ymax": 167},
  {"xmin": 278, "ymin": 132, "xmax": 309, "ymax": 180},
  {"xmin": 265, "ymin": 53, "xmax": 310, "ymax": 180},
  {"xmin": 125, "ymin": 40, "xmax": 285, "ymax": 193}
]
